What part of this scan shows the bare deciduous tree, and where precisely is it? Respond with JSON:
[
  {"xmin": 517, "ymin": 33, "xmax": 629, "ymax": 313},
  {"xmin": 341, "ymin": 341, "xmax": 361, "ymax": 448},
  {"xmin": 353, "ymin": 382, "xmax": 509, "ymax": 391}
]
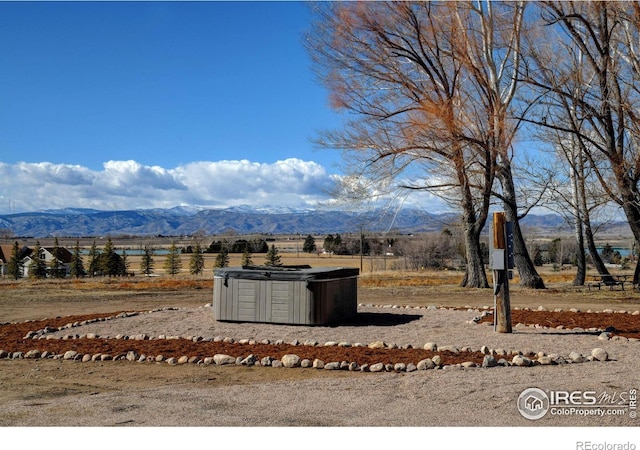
[
  {"xmin": 525, "ymin": 1, "xmax": 640, "ymax": 283},
  {"xmin": 452, "ymin": 1, "xmax": 545, "ymax": 288},
  {"xmin": 307, "ymin": 1, "xmax": 542, "ymax": 288}
]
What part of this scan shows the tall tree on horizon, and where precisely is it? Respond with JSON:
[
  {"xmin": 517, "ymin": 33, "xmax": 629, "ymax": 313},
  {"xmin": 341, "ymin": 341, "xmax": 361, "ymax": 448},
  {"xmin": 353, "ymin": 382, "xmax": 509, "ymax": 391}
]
[
  {"xmin": 87, "ymin": 240, "xmax": 100, "ymax": 277},
  {"xmin": 7, "ymin": 241, "xmax": 23, "ymax": 280},
  {"xmin": 48, "ymin": 237, "xmax": 65, "ymax": 278},
  {"xmin": 164, "ymin": 241, "xmax": 182, "ymax": 276},
  {"xmin": 189, "ymin": 241, "xmax": 205, "ymax": 276},
  {"xmin": 100, "ymin": 238, "xmax": 122, "ymax": 277},
  {"xmin": 241, "ymin": 244, "xmax": 253, "ymax": 266},
  {"xmin": 264, "ymin": 244, "xmax": 282, "ymax": 267},
  {"xmin": 303, "ymin": 234, "xmax": 316, "ymax": 253},
  {"xmin": 29, "ymin": 240, "xmax": 47, "ymax": 279},
  {"xmin": 215, "ymin": 246, "xmax": 229, "ymax": 268},
  {"xmin": 140, "ymin": 243, "xmax": 155, "ymax": 276},
  {"xmin": 69, "ymin": 239, "xmax": 86, "ymax": 279}
]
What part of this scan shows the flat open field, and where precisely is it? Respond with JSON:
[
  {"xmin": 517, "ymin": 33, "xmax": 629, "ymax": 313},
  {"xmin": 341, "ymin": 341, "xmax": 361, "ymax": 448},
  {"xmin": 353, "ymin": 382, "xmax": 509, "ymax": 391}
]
[{"xmin": 1, "ymin": 265, "xmax": 640, "ymax": 444}]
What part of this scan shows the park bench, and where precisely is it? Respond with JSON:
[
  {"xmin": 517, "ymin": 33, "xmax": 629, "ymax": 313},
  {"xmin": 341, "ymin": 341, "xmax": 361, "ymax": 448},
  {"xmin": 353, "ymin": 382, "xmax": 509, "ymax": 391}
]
[{"xmin": 587, "ymin": 274, "xmax": 630, "ymax": 291}]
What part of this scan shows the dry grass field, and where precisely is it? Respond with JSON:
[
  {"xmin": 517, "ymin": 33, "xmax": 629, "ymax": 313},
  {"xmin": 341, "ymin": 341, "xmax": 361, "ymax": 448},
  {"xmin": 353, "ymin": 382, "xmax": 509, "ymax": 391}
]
[{"xmin": 3, "ymin": 254, "xmax": 640, "ymax": 321}]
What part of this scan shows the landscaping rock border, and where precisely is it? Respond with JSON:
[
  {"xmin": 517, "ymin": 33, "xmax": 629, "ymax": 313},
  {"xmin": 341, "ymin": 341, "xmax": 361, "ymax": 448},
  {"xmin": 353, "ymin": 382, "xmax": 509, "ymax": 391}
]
[{"xmin": 1, "ymin": 302, "xmax": 634, "ymax": 373}]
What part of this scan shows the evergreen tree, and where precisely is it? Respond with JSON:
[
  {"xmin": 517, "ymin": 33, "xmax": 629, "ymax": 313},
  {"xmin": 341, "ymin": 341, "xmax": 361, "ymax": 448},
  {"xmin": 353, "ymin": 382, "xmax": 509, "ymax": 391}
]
[
  {"xmin": 164, "ymin": 241, "xmax": 182, "ymax": 276},
  {"xmin": 7, "ymin": 241, "xmax": 23, "ymax": 280},
  {"xmin": 48, "ymin": 237, "xmax": 66, "ymax": 278},
  {"xmin": 207, "ymin": 240, "xmax": 223, "ymax": 253},
  {"xmin": 88, "ymin": 240, "xmax": 101, "ymax": 276},
  {"xmin": 29, "ymin": 240, "xmax": 47, "ymax": 279},
  {"xmin": 140, "ymin": 244, "xmax": 155, "ymax": 276},
  {"xmin": 215, "ymin": 246, "xmax": 229, "ymax": 268},
  {"xmin": 189, "ymin": 242, "xmax": 205, "ymax": 276},
  {"xmin": 264, "ymin": 244, "xmax": 282, "ymax": 266},
  {"xmin": 302, "ymin": 234, "xmax": 316, "ymax": 253},
  {"xmin": 100, "ymin": 238, "xmax": 121, "ymax": 277},
  {"xmin": 241, "ymin": 245, "xmax": 253, "ymax": 266},
  {"xmin": 100, "ymin": 252, "xmax": 127, "ymax": 276},
  {"xmin": 231, "ymin": 239, "xmax": 250, "ymax": 253},
  {"xmin": 69, "ymin": 240, "xmax": 86, "ymax": 278},
  {"xmin": 323, "ymin": 234, "xmax": 335, "ymax": 254},
  {"xmin": 254, "ymin": 239, "xmax": 269, "ymax": 253}
]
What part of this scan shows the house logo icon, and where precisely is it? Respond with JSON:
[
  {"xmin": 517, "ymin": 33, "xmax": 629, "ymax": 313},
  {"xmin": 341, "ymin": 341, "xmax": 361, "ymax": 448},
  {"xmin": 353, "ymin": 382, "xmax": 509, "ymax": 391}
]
[{"xmin": 517, "ymin": 388, "xmax": 550, "ymax": 420}]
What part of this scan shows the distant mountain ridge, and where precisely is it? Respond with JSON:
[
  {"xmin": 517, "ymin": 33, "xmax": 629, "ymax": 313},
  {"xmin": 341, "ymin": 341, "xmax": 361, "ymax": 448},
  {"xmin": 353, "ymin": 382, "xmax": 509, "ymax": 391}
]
[{"xmin": 0, "ymin": 206, "xmax": 624, "ymax": 238}]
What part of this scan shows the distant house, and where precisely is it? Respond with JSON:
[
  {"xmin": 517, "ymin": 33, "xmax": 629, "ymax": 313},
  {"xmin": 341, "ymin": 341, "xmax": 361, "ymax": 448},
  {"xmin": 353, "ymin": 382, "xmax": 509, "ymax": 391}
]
[
  {"xmin": 0, "ymin": 245, "xmax": 11, "ymax": 276},
  {"xmin": 0, "ymin": 244, "xmax": 32, "ymax": 277},
  {"xmin": 21, "ymin": 246, "xmax": 73, "ymax": 278}
]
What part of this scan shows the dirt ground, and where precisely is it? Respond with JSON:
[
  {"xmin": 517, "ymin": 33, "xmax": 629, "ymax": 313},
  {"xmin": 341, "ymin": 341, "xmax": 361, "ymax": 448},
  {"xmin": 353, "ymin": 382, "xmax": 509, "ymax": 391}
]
[{"xmin": 1, "ymin": 275, "xmax": 639, "ymax": 445}]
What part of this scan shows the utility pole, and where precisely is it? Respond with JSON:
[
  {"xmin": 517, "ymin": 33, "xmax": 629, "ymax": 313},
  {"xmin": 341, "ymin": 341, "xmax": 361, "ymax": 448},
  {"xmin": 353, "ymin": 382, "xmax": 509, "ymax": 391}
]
[{"xmin": 490, "ymin": 212, "xmax": 514, "ymax": 333}]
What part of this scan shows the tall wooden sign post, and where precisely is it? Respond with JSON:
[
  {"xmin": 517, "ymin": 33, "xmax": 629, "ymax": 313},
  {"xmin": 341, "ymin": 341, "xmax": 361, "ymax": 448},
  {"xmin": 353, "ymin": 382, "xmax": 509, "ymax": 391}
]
[{"xmin": 490, "ymin": 212, "xmax": 513, "ymax": 333}]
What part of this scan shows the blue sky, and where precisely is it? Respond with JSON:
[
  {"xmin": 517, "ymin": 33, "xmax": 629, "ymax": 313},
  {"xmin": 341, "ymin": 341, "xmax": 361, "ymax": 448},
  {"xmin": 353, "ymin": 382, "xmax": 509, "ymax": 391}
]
[
  {"xmin": 0, "ymin": 0, "xmax": 446, "ymax": 215},
  {"xmin": 2, "ymin": 1, "xmax": 340, "ymax": 168}
]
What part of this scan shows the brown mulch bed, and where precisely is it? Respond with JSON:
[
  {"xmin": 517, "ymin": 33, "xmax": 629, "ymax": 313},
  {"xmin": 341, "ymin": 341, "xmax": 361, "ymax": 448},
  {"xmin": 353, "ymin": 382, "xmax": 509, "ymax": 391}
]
[
  {"xmin": 479, "ymin": 309, "xmax": 640, "ymax": 339},
  {"xmin": 1, "ymin": 309, "xmax": 638, "ymax": 367}
]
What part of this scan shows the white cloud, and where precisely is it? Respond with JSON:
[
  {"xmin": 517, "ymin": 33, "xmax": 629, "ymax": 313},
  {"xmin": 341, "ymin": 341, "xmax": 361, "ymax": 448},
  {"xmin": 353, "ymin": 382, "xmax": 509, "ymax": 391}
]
[
  {"xmin": 0, "ymin": 158, "xmax": 455, "ymax": 214},
  {"xmin": 0, "ymin": 158, "xmax": 339, "ymax": 213},
  {"xmin": 11, "ymin": 162, "xmax": 94, "ymax": 187},
  {"xmin": 324, "ymin": 172, "xmax": 455, "ymax": 215},
  {"xmin": 99, "ymin": 160, "xmax": 187, "ymax": 194}
]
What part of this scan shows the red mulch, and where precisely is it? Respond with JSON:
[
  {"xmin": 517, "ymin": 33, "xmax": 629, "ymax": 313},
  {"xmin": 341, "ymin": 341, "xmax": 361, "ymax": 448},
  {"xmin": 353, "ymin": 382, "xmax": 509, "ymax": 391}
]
[
  {"xmin": 480, "ymin": 309, "xmax": 640, "ymax": 339},
  {"xmin": 1, "ymin": 309, "xmax": 638, "ymax": 367}
]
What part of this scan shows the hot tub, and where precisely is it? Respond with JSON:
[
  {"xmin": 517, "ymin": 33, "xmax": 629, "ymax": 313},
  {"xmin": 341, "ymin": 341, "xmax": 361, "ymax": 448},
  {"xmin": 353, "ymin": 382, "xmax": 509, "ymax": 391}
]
[{"xmin": 213, "ymin": 265, "xmax": 359, "ymax": 325}]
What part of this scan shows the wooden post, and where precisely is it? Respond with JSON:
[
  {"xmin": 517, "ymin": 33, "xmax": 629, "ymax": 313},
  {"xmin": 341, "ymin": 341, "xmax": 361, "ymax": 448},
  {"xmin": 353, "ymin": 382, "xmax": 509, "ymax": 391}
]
[
  {"xmin": 360, "ymin": 226, "xmax": 364, "ymax": 273},
  {"xmin": 493, "ymin": 212, "xmax": 512, "ymax": 333}
]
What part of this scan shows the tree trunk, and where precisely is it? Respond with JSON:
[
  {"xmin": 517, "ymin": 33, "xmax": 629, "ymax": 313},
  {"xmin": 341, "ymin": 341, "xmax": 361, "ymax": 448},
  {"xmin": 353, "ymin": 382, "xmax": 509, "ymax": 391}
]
[
  {"xmin": 583, "ymin": 207, "xmax": 609, "ymax": 279},
  {"xmin": 460, "ymin": 214, "xmax": 489, "ymax": 289},
  {"xmin": 634, "ymin": 249, "xmax": 640, "ymax": 286},
  {"xmin": 497, "ymin": 162, "xmax": 546, "ymax": 289},
  {"xmin": 572, "ymin": 218, "xmax": 586, "ymax": 286},
  {"xmin": 619, "ymin": 200, "xmax": 640, "ymax": 285},
  {"xmin": 570, "ymin": 153, "xmax": 586, "ymax": 286},
  {"xmin": 574, "ymin": 145, "xmax": 610, "ymax": 279}
]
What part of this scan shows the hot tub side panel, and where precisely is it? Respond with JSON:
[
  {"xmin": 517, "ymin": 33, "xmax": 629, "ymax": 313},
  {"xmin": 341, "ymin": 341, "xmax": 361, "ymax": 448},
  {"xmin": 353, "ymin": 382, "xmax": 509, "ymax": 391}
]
[
  {"xmin": 267, "ymin": 279, "xmax": 313, "ymax": 325},
  {"xmin": 310, "ymin": 276, "xmax": 358, "ymax": 324},
  {"xmin": 214, "ymin": 276, "xmax": 256, "ymax": 322},
  {"xmin": 214, "ymin": 276, "xmax": 313, "ymax": 324}
]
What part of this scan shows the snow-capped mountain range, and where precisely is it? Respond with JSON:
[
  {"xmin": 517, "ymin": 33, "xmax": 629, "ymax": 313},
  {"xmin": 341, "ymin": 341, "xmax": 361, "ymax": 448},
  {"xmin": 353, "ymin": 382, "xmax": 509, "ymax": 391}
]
[{"xmin": 0, "ymin": 205, "xmax": 606, "ymax": 238}]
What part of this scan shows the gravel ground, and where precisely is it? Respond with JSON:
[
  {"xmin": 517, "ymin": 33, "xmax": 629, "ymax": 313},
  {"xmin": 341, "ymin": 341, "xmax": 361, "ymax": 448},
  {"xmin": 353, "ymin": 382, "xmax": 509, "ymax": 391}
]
[
  {"xmin": 16, "ymin": 304, "xmax": 639, "ymax": 429},
  {"xmin": 43, "ymin": 304, "xmax": 639, "ymax": 360}
]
